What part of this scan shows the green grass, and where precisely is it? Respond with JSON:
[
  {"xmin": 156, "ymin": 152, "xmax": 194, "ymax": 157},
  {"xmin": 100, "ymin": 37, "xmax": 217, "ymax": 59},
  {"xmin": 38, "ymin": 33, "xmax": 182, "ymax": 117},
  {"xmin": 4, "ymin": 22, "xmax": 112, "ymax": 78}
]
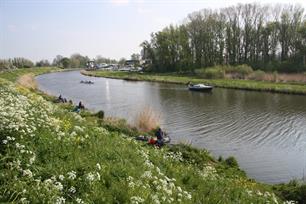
[
  {"xmin": 0, "ymin": 68, "xmax": 294, "ymax": 203},
  {"xmin": 83, "ymin": 70, "xmax": 306, "ymax": 95},
  {"xmin": 0, "ymin": 67, "xmax": 61, "ymax": 82}
]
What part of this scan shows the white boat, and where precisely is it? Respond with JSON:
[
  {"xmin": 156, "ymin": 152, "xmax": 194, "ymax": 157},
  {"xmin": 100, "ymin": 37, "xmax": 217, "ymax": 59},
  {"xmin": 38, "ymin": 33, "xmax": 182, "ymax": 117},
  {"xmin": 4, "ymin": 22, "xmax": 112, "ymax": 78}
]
[{"xmin": 188, "ymin": 83, "xmax": 213, "ymax": 92}]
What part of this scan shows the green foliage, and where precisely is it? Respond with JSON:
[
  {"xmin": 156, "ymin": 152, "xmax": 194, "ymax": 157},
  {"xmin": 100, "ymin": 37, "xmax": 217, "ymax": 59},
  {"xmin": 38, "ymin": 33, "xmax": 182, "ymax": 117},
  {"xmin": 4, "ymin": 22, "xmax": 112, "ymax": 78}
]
[
  {"xmin": 168, "ymin": 144, "xmax": 215, "ymax": 166},
  {"xmin": 95, "ymin": 110, "xmax": 105, "ymax": 119},
  {"xmin": 225, "ymin": 156, "xmax": 239, "ymax": 168},
  {"xmin": 0, "ymin": 58, "xmax": 34, "ymax": 70},
  {"xmin": 0, "ymin": 59, "xmax": 16, "ymax": 70},
  {"xmin": 36, "ymin": 59, "xmax": 50, "ymax": 67},
  {"xmin": 250, "ymin": 70, "xmax": 266, "ymax": 81},
  {"xmin": 225, "ymin": 64, "xmax": 254, "ymax": 79},
  {"xmin": 196, "ymin": 67, "xmax": 225, "ymax": 79},
  {"xmin": 273, "ymin": 180, "xmax": 306, "ymax": 203},
  {"xmin": 141, "ymin": 3, "xmax": 306, "ymax": 73},
  {"xmin": 60, "ymin": 58, "xmax": 70, "ymax": 68}
]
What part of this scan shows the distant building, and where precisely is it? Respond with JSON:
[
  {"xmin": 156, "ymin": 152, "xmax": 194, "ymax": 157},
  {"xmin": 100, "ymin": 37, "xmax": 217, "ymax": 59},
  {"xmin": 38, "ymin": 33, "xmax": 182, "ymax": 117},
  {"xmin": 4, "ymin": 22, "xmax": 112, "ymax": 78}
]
[{"xmin": 124, "ymin": 60, "xmax": 139, "ymax": 66}]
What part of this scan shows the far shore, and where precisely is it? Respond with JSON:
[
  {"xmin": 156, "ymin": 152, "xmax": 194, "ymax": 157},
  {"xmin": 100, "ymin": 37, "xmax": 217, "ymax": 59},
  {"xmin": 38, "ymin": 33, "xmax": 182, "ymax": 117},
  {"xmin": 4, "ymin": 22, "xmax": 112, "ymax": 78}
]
[{"xmin": 81, "ymin": 70, "xmax": 306, "ymax": 95}]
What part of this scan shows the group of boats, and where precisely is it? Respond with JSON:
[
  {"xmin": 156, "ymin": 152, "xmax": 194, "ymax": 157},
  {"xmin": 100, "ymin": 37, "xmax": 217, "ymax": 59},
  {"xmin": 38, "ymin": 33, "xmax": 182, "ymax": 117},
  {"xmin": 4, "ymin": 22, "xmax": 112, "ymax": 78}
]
[{"xmin": 80, "ymin": 79, "xmax": 213, "ymax": 91}]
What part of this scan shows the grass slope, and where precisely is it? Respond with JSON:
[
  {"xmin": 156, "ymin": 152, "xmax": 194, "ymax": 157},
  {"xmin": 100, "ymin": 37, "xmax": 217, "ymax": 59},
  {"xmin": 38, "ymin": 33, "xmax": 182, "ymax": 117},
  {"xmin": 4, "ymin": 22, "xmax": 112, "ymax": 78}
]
[
  {"xmin": 82, "ymin": 70, "xmax": 306, "ymax": 95},
  {"xmin": 0, "ymin": 68, "xmax": 286, "ymax": 203}
]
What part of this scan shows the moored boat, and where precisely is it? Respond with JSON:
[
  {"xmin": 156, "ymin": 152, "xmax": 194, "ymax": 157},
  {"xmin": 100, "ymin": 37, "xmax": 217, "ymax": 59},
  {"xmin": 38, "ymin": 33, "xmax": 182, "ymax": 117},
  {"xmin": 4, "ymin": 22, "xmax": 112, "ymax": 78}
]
[{"xmin": 188, "ymin": 83, "xmax": 213, "ymax": 92}]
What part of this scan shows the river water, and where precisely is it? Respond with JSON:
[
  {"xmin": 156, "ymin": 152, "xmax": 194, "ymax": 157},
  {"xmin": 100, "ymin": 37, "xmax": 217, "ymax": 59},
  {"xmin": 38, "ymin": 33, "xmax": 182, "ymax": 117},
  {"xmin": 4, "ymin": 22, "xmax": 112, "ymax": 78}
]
[{"xmin": 36, "ymin": 71, "xmax": 306, "ymax": 184}]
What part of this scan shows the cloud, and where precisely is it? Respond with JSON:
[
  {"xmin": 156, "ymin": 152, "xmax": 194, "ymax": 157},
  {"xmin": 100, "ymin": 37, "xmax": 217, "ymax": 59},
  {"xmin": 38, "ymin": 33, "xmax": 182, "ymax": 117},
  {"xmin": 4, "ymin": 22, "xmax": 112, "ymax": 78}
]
[{"xmin": 110, "ymin": 0, "xmax": 129, "ymax": 6}]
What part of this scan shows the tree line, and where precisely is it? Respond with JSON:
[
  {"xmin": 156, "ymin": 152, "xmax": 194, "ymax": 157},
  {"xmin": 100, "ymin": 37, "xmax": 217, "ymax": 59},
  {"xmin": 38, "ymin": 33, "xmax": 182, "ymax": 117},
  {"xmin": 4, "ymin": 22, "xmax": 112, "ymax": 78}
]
[
  {"xmin": 0, "ymin": 54, "xmax": 119, "ymax": 71},
  {"xmin": 141, "ymin": 3, "xmax": 306, "ymax": 73}
]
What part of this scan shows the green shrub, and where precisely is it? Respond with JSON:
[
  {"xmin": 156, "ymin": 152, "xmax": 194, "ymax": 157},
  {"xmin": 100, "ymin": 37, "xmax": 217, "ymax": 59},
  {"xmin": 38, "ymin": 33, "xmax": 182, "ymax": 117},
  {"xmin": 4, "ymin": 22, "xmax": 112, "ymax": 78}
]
[
  {"xmin": 273, "ymin": 180, "xmax": 306, "ymax": 203},
  {"xmin": 95, "ymin": 110, "xmax": 105, "ymax": 119},
  {"xmin": 224, "ymin": 64, "xmax": 253, "ymax": 79},
  {"xmin": 196, "ymin": 67, "xmax": 225, "ymax": 79},
  {"xmin": 250, "ymin": 70, "xmax": 266, "ymax": 81},
  {"xmin": 236, "ymin": 64, "xmax": 253, "ymax": 78},
  {"xmin": 225, "ymin": 156, "xmax": 239, "ymax": 168}
]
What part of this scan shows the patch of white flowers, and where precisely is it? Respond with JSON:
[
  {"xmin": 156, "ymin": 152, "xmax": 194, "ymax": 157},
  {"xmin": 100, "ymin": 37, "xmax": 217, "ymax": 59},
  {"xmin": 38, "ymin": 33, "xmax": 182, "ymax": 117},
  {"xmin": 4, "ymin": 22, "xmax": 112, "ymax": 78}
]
[
  {"xmin": 0, "ymin": 85, "xmax": 55, "ymax": 138},
  {"xmin": 129, "ymin": 149, "xmax": 192, "ymax": 203},
  {"xmin": 163, "ymin": 151, "xmax": 183, "ymax": 162}
]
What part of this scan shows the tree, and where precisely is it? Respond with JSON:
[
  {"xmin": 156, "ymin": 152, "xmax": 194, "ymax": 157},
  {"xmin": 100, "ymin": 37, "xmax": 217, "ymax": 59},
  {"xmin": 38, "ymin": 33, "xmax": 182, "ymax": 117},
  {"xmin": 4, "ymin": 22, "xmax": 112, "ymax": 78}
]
[
  {"xmin": 60, "ymin": 58, "xmax": 70, "ymax": 68},
  {"xmin": 131, "ymin": 53, "xmax": 140, "ymax": 61},
  {"xmin": 36, "ymin": 59, "xmax": 50, "ymax": 67},
  {"xmin": 140, "ymin": 3, "xmax": 305, "ymax": 73},
  {"xmin": 52, "ymin": 55, "xmax": 64, "ymax": 67}
]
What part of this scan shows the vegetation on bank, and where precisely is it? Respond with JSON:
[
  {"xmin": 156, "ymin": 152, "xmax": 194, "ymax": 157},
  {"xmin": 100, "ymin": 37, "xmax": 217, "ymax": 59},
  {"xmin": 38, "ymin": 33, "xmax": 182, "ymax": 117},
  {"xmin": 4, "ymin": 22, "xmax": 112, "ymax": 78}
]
[
  {"xmin": 0, "ymin": 67, "xmax": 60, "ymax": 82},
  {"xmin": 82, "ymin": 68, "xmax": 306, "ymax": 95},
  {"xmin": 0, "ymin": 67, "xmax": 293, "ymax": 203}
]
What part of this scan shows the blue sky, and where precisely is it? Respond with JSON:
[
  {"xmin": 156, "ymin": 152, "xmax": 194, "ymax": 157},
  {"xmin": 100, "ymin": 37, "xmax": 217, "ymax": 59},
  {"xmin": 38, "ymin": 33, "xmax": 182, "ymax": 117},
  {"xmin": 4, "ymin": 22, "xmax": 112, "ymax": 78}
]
[{"xmin": 0, "ymin": 0, "xmax": 306, "ymax": 62}]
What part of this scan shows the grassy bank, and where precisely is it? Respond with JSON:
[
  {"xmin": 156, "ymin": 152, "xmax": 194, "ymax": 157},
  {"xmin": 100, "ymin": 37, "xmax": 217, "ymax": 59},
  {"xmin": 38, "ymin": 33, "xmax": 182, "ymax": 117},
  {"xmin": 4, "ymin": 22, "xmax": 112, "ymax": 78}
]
[
  {"xmin": 82, "ymin": 70, "xmax": 306, "ymax": 95},
  {"xmin": 0, "ymin": 68, "xmax": 298, "ymax": 203}
]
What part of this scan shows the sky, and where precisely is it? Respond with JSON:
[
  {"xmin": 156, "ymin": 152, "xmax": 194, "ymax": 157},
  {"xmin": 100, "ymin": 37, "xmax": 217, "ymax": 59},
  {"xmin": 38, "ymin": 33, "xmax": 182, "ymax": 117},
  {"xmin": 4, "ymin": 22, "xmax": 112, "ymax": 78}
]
[{"xmin": 0, "ymin": 0, "xmax": 306, "ymax": 62}]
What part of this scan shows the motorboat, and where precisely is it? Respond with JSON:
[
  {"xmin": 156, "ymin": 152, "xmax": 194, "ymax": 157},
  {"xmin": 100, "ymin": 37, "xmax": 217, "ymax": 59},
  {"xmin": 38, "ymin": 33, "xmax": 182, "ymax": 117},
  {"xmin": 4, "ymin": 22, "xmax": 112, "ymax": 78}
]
[
  {"xmin": 80, "ymin": 80, "xmax": 94, "ymax": 84},
  {"xmin": 188, "ymin": 83, "xmax": 213, "ymax": 92}
]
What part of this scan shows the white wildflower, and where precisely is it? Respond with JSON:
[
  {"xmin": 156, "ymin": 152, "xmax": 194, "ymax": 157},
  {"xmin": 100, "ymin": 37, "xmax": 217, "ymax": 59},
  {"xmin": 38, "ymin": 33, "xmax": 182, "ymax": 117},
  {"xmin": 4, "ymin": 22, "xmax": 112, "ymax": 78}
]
[
  {"xmin": 68, "ymin": 186, "xmax": 76, "ymax": 194},
  {"xmin": 54, "ymin": 181, "xmax": 63, "ymax": 191},
  {"xmin": 76, "ymin": 198, "xmax": 84, "ymax": 204},
  {"xmin": 67, "ymin": 171, "xmax": 76, "ymax": 180},
  {"xmin": 86, "ymin": 172, "xmax": 95, "ymax": 181},
  {"xmin": 22, "ymin": 169, "xmax": 33, "ymax": 178},
  {"xmin": 141, "ymin": 171, "xmax": 152, "ymax": 179},
  {"xmin": 131, "ymin": 196, "xmax": 144, "ymax": 204},
  {"xmin": 55, "ymin": 196, "xmax": 65, "ymax": 204},
  {"xmin": 96, "ymin": 163, "xmax": 101, "ymax": 170},
  {"xmin": 58, "ymin": 175, "xmax": 65, "ymax": 181},
  {"xmin": 29, "ymin": 155, "xmax": 36, "ymax": 164},
  {"xmin": 20, "ymin": 197, "xmax": 29, "ymax": 204}
]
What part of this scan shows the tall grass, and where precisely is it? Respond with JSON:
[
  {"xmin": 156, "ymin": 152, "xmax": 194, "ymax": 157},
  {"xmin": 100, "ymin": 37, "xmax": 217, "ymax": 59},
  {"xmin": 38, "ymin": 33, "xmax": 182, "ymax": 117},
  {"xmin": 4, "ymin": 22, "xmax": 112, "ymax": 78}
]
[
  {"xmin": 16, "ymin": 74, "xmax": 37, "ymax": 89},
  {"xmin": 134, "ymin": 107, "xmax": 160, "ymax": 132}
]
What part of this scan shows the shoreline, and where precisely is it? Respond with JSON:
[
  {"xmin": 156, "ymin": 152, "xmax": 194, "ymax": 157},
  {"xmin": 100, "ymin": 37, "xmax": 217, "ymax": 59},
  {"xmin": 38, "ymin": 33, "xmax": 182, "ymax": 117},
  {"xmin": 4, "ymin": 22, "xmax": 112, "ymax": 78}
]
[{"xmin": 81, "ymin": 70, "xmax": 306, "ymax": 96}]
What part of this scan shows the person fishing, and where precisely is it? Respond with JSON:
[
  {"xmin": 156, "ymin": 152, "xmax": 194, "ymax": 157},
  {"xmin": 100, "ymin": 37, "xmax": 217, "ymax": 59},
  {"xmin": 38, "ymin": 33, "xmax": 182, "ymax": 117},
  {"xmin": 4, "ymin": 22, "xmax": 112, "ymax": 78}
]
[
  {"xmin": 155, "ymin": 128, "xmax": 164, "ymax": 146},
  {"xmin": 78, "ymin": 101, "xmax": 85, "ymax": 109},
  {"xmin": 73, "ymin": 101, "xmax": 85, "ymax": 113}
]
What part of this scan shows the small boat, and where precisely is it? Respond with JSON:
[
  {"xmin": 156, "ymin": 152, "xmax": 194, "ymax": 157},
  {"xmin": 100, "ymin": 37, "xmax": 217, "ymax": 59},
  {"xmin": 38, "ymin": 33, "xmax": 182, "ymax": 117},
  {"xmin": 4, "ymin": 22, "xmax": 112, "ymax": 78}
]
[
  {"xmin": 188, "ymin": 83, "xmax": 213, "ymax": 92},
  {"xmin": 80, "ymin": 80, "xmax": 94, "ymax": 84}
]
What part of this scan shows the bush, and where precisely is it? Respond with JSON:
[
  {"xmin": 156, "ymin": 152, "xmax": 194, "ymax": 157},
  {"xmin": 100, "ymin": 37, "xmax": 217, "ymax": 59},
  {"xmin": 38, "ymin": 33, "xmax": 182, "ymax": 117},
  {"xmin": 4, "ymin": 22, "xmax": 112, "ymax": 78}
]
[
  {"xmin": 95, "ymin": 110, "xmax": 104, "ymax": 119},
  {"xmin": 225, "ymin": 64, "xmax": 253, "ymax": 79},
  {"xmin": 196, "ymin": 67, "xmax": 225, "ymax": 79},
  {"xmin": 225, "ymin": 156, "xmax": 238, "ymax": 168},
  {"xmin": 250, "ymin": 70, "xmax": 266, "ymax": 81},
  {"xmin": 273, "ymin": 180, "xmax": 306, "ymax": 203},
  {"xmin": 235, "ymin": 64, "xmax": 253, "ymax": 78}
]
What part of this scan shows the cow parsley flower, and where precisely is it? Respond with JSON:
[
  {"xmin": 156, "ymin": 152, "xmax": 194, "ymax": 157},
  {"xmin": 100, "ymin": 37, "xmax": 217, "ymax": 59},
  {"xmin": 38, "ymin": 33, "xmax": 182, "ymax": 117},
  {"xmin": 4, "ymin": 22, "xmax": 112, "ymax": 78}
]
[
  {"xmin": 68, "ymin": 186, "xmax": 76, "ymax": 194},
  {"xmin": 55, "ymin": 196, "xmax": 65, "ymax": 204},
  {"xmin": 67, "ymin": 171, "xmax": 76, "ymax": 180},
  {"xmin": 23, "ymin": 169, "xmax": 33, "ymax": 178}
]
